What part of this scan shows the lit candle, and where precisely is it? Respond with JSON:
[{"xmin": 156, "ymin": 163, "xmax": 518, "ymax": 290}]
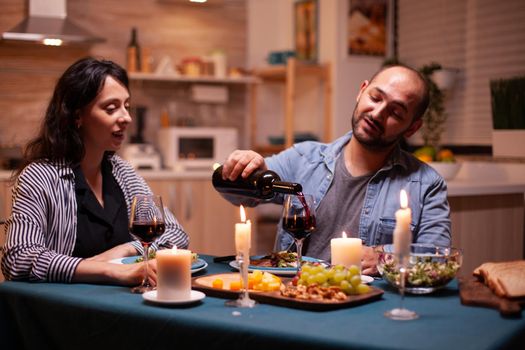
[
  {"xmin": 235, "ymin": 205, "xmax": 251, "ymax": 257},
  {"xmin": 156, "ymin": 246, "xmax": 192, "ymax": 300},
  {"xmin": 330, "ymin": 231, "xmax": 363, "ymax": 270},
  {"xmin": 394, "ymin": 190, "xmax": 412, "ymax": 256}
]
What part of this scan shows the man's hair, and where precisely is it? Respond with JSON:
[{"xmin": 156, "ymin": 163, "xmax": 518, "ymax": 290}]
[{"xmin": 369, "ymin": 64, "xmax": 430, "ymax": 121}]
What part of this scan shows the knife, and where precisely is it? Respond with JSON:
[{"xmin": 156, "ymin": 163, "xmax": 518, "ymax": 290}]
[{"xmin": 213, "ymin": 255, "xmax": 236, "ymax": 263}]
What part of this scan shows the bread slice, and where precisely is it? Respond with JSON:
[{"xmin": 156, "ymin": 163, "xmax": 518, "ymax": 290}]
[{"xmin": 473, "ymin": 260, "xmax": 525, "ymax": 298}]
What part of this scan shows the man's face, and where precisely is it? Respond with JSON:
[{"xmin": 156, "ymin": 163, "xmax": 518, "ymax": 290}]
[{"xmin": 351, "ymin": 67, "xmax": 424, "ymax": 151}]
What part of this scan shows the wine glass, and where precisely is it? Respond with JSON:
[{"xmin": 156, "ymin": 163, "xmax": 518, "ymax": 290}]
[
  {"xmin": 282, "ymin": 194, "xmax": 316, "ymax": 276},
  {"xmin": 129, "ymin": 194, "xmax": 166, "ymax": 294},
  {"xmin": 384, "ymin": 253, "xmax": 419, "ymax": 320}
]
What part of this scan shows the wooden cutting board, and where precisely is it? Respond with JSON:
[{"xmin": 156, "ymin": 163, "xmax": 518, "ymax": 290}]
[
  {"xmin": 192, "ymin": 273, "xmax": 384, "ymax": 311},
  {"xmin": 458, "ymin": 277, "xmax": 524, "ymax": 317}
]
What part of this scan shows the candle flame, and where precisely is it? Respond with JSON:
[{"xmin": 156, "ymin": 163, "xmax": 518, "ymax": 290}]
[
  {"xmin": 400, "ymin": 190, "xmax": 408, "ymax": 209},
  {"xmin": 342, "ymin": 231, "xmax": 347, "ymax": 238},
  {"xmin": 239, "ymin": 205, "xmax": 246, "ymax": 223}
]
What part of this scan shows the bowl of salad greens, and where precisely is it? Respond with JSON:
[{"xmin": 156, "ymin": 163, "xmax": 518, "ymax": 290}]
[{"xmin": 376, "ymin": 244, "xmax": 462, "ymax": 294}]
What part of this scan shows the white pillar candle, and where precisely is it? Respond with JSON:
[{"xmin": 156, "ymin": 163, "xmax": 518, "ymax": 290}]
[
  {"xmin": 235, "ymin": 205, "xmax": 251, "ymax": 257},
  {"xmin": 156, "ymin": 247, "xmax": 192, "ymax": 300},
  {"xmin": 393, "ymin": 190, "xmax": 412, "ymax": 257},
  {"xmin": 330, "ymin": 231, "xmax": 362, "ymax": 269}
]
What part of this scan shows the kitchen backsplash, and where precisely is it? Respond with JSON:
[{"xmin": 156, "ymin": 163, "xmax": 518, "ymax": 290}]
[{"xmin": 0, "ymin": 0, "xmax": 247, "ymax": 149}]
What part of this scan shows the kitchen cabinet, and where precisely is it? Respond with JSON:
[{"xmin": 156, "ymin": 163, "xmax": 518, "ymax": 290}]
[
  {"xmin": 146, "ymin": 177, "xmax": 256, "ymax": 256},
  {"xmin": 250, "ymin": 57, "xmax": 332, "ymax": 155},
  {"xmin": 0, "ymin": 177, "xmax": 11, "ymax": 222},
  {"xmin": 0, "ymin": 175, "xmax": 254, "ymax": 257}
]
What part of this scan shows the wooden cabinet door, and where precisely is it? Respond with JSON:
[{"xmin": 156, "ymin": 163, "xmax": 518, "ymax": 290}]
[
  {"xmin": 177, "ymin": 180, "xmax": 237, "ymax": 256},
  {"xmin": 145, "ymin": 178, "xmax": 237, "ymax": 255},
  {"xmin": 1, "ymin": 180, "xmax": 12, "ymax": 222}
]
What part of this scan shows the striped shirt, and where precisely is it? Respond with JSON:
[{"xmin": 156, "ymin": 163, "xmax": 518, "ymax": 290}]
[{"xmin": 1, "ymin": 154, "xmax": 189, "ymax": 282}]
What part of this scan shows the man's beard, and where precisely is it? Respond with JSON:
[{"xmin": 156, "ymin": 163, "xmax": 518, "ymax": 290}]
[{"xmin": 350, "ymin": 106, "xmax": 405, "ymax": 151}]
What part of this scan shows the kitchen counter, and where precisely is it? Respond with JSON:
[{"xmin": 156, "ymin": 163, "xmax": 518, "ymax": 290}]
[
  {"xmin": 2, "ymin": 161, "xmax": 525, "ymax": 196},
  {"xmin": 447, "ymin": 161, "xmax": 525, "ymax": 197}
]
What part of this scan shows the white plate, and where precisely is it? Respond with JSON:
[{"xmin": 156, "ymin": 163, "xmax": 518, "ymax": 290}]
[
  {"xmin": 109, "ymin": 256, "xmax": 208, "ymax": 274},
  {"xmin": 142, "ymin": 290, "xmax": 205, "ymax": 305},
  {"xmin": 229, "ymin": 256, "xmax": 325, "ymax": 276}
]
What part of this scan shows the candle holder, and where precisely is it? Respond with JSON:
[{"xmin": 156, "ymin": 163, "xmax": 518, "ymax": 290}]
[
  {"xmin": 384, "ymin": 254, "xmax": 418, "ymax": 320},
  {"xmin": 225, "ymin": 251, "xmax": 256, "ymax": 308}
]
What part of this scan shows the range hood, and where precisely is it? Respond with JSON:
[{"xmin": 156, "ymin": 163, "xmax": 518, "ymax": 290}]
[{"xmin": 2, "ymin": 0, "xmax": 104, "ymax": 46}]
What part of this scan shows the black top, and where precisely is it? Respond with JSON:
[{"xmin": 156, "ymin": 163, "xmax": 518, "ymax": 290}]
[{"xmin": 72, "ymin": 158, "xmax": 131, "ymax": 258}]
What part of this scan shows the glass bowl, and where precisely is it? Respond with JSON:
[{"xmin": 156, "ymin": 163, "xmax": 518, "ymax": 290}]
[{"xmin": 376, "ymin": 244, "xmax": 462, "ymax": 294}]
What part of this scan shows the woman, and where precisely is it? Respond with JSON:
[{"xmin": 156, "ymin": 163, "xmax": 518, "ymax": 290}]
[{"xmin": 1, "ymin": 57, "xmax": 189, "ymax": 285}]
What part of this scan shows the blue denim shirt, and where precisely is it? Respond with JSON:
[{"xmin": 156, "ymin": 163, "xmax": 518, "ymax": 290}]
[{"xmin": 265, "ymin": 131, "xmax": 451, "ymax": 252}]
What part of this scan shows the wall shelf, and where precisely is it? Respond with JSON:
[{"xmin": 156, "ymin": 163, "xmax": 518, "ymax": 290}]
[
  {"xmin": 250, "ymin": 58, "xmax": 332, "ymax": 155},
  {"xmin": 129, "ymin": 72, "xmax": 260, "ymax": 85}
]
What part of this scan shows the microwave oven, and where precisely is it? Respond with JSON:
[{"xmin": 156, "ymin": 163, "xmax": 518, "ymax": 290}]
[{"xmin": 158, "ymin": 127, "xmax": 238, "ymax": 171}]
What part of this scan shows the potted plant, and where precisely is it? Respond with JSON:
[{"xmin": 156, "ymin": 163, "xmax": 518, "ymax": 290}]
[
  {"xmin": 490, "ymin": 76, "xmax": 525, "ymax": 158},
  {"xmin": 413, "ymin": 63, "xmax": 461, "ymax": 180}
]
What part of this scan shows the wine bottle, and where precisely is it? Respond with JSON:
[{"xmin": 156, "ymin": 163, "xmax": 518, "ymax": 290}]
[
  {"xmin": 212, "ymin": 165, "xmax": 302, "ymax": 200},
  {"xmin": 127, "ymin": 27, "xmax": 141, "ymax": 72}
]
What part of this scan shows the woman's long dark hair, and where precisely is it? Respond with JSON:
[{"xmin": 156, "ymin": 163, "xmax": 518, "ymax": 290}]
[{"xmin": 14, "ymin": 57, "xmax": 129, "ymax": 179}]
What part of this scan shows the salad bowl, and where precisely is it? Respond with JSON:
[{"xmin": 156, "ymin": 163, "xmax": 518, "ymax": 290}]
[{"xmin": 376, "ymin": 244, "xmax": 462, "ymax": 294}]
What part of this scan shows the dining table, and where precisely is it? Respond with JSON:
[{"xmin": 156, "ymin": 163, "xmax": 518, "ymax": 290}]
[{"xmin": 0, "ymin": 255, "xmax": 523, "ymax": 350}]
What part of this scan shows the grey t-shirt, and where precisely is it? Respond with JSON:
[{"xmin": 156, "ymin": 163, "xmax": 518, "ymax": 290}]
[{"xmin": 305, "ymin": 153, "xmax": 372, "ymax": 261}]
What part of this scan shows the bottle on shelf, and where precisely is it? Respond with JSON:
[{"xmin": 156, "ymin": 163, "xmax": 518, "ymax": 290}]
[
  {"xmin": 127, "ymin": 27, "xmax": 141, "ymax": 73},
  {"xmin": 212, "ymin": 165, "xmax": 302, "ymax": 200}
]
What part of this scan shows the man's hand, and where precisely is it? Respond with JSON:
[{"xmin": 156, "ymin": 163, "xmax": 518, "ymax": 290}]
[
  {"xmin": 221, "ymin": 150, "xmax": 267, "ymax": 181},
  {"xmin": 361, "ymin": 246, "xmax": 380, "ymax": 276}
]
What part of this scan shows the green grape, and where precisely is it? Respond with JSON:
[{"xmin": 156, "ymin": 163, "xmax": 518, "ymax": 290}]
[
  {"xmin": 350, "ymin": 275, "xmax": 361, "ymax": 288},
  {"xmin": 356, "ymin": 283, "xmax": 371, "ymax": 294},
  {"xmin": 348, "ymin": 265, "xmax": 360, "ymax": 277},
  {"xmin": 300, "ymin": 271, "xmax": 310, "ymax": 281},
  {"xmin": 326, "ymin": 268, "xmax": 336, "ymax": 279},
  {"xmin": 340, "ymin": 280, "xmax": 354, "ymax": 294},
  {"xmin": 307, "ymin": 275, "xmax": 317, "ymax": 285},
  {"xmin": 301, "ymin": 264, "xmax": 313, "ymax": 274},
  {"xmin": 334, "ymin": 264, "xmax": 346, "ymax": 271},
  {"xmin": 312, "ymin": 265, "xmax": 324, "ymax": 274},
  {"xmin": 333, "ymin": 271, "xmax": 346, "ymax": 284},
  {"xmin": 315, "ymin": 272, "xmax": 328, "ymax": 284}
]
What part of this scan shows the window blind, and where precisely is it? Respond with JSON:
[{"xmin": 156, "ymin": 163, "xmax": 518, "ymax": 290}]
[{"xmin": 398, "ymin": 0, "xmax": 525, "ymax": 145}]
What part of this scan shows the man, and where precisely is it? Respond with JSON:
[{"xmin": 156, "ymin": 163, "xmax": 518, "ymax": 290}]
[{"xmin": 220, "ymin": 65, "xmax": 451, "ymax": 275}]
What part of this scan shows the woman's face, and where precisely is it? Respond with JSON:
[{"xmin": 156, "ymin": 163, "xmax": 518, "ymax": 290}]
[{"xmin": 78, "ymin": 76, "xmax": 132, "ymax": 155}]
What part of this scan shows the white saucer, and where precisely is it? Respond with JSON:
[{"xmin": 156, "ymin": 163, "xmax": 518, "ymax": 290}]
[
  {"xmin": 361, "ymin": 275, "xmax": 374, "ymax": 284},
  {"xmin": 142, "ymin": 290, "xmax": 205, "ymax": 305},
  {"xmin": 110, "ymin": 256, "xmax": 208, "ymax": 274}
]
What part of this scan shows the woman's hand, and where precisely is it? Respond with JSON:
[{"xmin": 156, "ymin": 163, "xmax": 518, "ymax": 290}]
[
  {"xmin": 73, "ymin": 258, "xmax": 158, "ymax": 287},
  {"xmin": 113, "ymin": 259, "xmax": 158, "ymax": 287}
]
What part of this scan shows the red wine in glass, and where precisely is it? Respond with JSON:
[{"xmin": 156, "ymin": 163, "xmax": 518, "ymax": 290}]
[
  {"xmin": 282, "ymin": 193, "xmax": 316, "ymax": 276},
  {"xmin": 129, "ymin": 194, "xmax": 166, "ymax": 294},
  {"xmin": 282, "ymin": 216, "xmax": 316, "ymax": 240},
  {"xmin": 130, "ymin": 222, "xmax": 166, "ymax": 244}
]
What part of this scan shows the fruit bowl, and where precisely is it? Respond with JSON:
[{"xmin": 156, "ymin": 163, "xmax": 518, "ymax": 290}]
[
  {"xmin": 376, "ymin": 244, "xmax": 462, "ymax": 294},
  {"xmin": 429, "ymin": 161, "xmax": 462, "ymax": 180}
]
